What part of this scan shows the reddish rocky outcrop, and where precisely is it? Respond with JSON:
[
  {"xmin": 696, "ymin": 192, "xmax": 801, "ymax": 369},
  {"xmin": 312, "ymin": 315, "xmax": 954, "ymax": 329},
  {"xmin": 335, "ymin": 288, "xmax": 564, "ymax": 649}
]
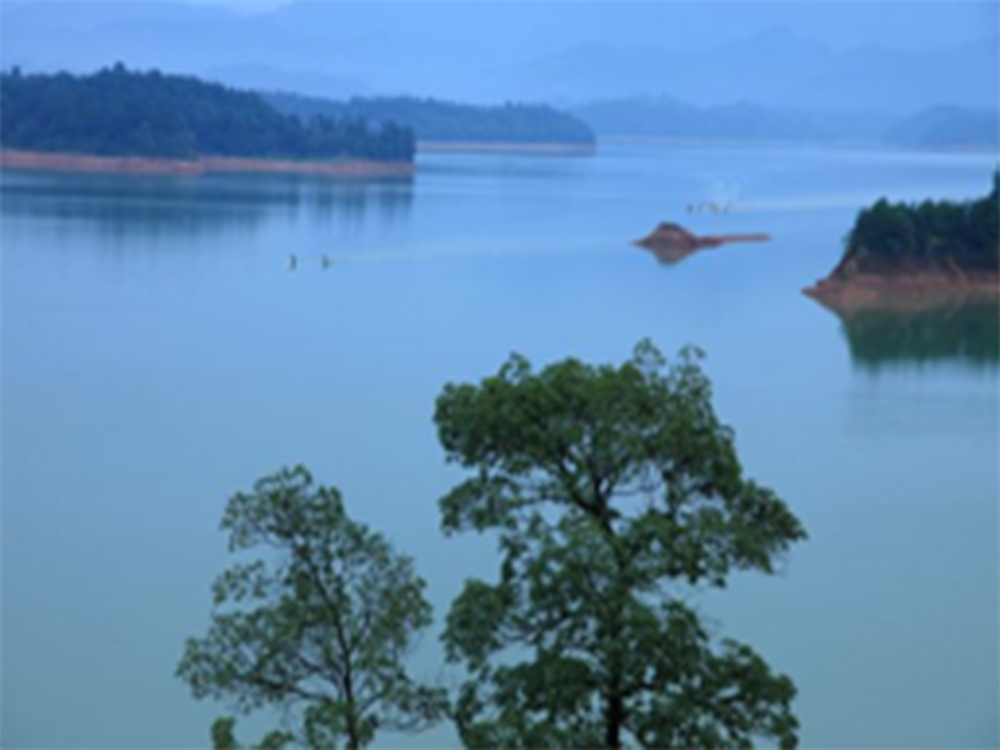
[
  {"xmin": 634, "ymin": 222, "xmax": 771, "ymax": 264},
  {"xmin": 804, "ymin": 248, "xmax": 999, "ymax": 312}
]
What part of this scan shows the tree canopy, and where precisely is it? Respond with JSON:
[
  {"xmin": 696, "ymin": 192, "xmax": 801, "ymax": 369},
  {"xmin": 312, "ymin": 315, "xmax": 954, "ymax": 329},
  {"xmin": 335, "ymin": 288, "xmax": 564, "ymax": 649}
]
[
  {"xmin": 1, "ymin": 65, "xmax": 414, "ymax": 162},
  {"xmin": 264, "ymin": 92, "xmax": 596, "ymax": 146},
  {"xmin": 177, "ymin": 467, "xmax": 444, "ymax": 750},
  {"xmin": 434, "ymin": 341, "xmax": 806, "ymax": 749},
  {"xmin": 845, "ymin": 171, "xmax": 999, "ymax": 273}
]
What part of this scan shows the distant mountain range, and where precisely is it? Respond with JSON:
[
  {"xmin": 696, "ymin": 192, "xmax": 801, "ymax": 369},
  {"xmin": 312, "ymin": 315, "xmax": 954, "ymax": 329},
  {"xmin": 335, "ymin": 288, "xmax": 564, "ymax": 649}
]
[
  {"xmin": 572, "ymin": 96, "xmax": 891, "ymax": 144},
  {"xmin": 499, "ymin": 32, "xmax": 998, "ymax": 113},
  {"xmin": 884, "ymin": 106, "xmax": 1000, "ymax": 150},
  {"xmin": 2, "ymin": 1, "xmax": 996, "ymax": 115},
  {"xmin": 572, "ymin": 98, "xmax": 998, "ymax": 149}
]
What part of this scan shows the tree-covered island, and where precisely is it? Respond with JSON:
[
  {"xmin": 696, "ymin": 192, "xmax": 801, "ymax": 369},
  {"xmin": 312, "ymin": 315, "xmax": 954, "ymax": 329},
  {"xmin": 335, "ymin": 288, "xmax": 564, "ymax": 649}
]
[
  {"xmin": 806, "ymin": 172, "xmax": 999, "ymax": 304},
  {"xmin": 0, "ymin": 65, "xmax": 416, "ymax": 175}
]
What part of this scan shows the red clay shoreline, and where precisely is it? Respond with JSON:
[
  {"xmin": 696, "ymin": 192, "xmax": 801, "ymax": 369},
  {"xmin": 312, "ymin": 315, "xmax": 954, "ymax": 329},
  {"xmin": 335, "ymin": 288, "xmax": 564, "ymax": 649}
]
[
  {"xmin": 418, "ymin": 141, "xmax": 596, "ymax": 155},
  {"xmin": 0, "ymin": 149, "xmax": 415, "ymax": 178},
  {"xmin": 803, "ymin": 270, "xmax": 1000, "ymax": 312}
]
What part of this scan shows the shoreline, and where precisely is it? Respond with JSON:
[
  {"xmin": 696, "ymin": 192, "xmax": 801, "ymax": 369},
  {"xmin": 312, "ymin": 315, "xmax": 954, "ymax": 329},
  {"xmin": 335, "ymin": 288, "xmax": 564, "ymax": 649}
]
[
  {"xmin": 803, "ymin": 270, "xmax": 1000, "ymax": 312},
  {"xmin": 602, "ymin": 135, "xmax": 999, "ymax": 154},
  {"xmin": 417, "ymin": 141, "xmax": 596, "ymax": 156},
  {"xmin": 0, "ymin": 149, "xmax": 415, "ymax": 178}
]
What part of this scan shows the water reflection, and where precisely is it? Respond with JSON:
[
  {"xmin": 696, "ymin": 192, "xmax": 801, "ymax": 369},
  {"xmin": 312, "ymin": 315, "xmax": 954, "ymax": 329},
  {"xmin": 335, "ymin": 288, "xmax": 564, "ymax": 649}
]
[
  {"xmin": 0, "ymin": 170, "xmax": 414, "ymax": 240},
  {"xmin": 814, "ymin": 294, "xmax": 999, "ymax": 372}
]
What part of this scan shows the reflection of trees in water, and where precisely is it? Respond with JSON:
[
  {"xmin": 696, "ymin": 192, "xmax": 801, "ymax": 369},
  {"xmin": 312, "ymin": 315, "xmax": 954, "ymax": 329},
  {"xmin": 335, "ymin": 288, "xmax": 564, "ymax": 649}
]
[
  {"xmin": 828, "ymin": 297, "xmax": 999, "ymax": 371},
  {"xmin": 0, "ymin": 171, "xmax": 414, "ymax": 240}
]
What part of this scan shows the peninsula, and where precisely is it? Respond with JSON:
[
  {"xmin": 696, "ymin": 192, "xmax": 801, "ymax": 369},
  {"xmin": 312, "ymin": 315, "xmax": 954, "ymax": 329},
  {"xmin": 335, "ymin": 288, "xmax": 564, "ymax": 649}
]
[
  {"xmin": 805, "ymin": 173, "xmax": 999, "ymax": 308},
  {"xmin": 0, "ymin": 66, "xmax": 415, "ymax": 177}
]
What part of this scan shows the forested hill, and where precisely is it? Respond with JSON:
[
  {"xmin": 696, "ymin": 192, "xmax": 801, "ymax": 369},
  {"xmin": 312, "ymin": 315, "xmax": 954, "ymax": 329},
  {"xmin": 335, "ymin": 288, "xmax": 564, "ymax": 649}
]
[
  {"xmin": 842, "ymin": 172, "xmax": 999, "ymax": 274},
  {"xmin": 263, "ymin": 92, "xmax": 596, "ymax": 146},
  {"xmin": 0, "ymin": 66, "xmax": 415, "ymax": 162}
]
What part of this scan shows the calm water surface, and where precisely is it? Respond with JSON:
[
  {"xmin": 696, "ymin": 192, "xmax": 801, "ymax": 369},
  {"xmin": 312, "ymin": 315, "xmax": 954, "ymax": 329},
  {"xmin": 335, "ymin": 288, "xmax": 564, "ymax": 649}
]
[{"xmin": 2, "ymin": 145, "xmax": 997, "ymax": 748}]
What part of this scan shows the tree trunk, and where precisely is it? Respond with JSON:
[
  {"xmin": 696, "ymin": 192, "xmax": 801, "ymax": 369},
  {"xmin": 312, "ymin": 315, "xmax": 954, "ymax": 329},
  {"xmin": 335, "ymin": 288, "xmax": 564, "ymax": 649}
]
[
  {"xmin": 343, "ymin": 665, "xmax": 360, "ymax": 750},
  {"xmin": 604, "ymin": 689, "xmax": 624, "ymax": 749}
]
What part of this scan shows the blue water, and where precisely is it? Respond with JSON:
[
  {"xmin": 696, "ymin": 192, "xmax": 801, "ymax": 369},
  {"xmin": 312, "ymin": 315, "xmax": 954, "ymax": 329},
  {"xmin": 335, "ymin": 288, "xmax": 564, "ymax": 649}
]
[{"xmin": 2, "ymin": 144, "xmax": 997, "ymax": 748}]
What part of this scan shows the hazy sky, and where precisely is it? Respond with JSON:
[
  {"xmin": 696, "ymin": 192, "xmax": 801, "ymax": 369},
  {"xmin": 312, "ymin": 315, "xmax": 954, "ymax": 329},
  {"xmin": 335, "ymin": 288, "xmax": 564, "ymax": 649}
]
[
  {"xmin": 187, "ymin": 0, "xmax": 287, "ymax": 9},
  {"xmin": 186, "ymin": 0, "xmax": 1000, "ymax": 46},
  {"xmin": 4, "ymin": 1, "xmax": 996, "ymax": 51}
]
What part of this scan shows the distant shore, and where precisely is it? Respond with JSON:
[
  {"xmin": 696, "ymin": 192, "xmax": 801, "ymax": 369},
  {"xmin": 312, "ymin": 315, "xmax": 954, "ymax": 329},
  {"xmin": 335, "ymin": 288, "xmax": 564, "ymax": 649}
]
[
  {"xmin": 0, "ymin": 149, "xmax": 415, "ymax": 178},
  {"xmin": 417, "ymin": 141, "xmax": 596, "ymax": 155}
]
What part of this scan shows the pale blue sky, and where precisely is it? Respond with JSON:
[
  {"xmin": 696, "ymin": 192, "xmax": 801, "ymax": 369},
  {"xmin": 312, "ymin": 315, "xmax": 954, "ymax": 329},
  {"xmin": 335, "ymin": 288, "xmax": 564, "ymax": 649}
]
[
  {"xmin": 185, "ymin": 0, "xmax": 287, "ymax": 9},
  {"xmin": 4, "ymin": 1, "xmax": 995, "ymax": 51},
  {"xmin": 217, "ymin": 0, "xmax": 1000, "ymax": 47}
]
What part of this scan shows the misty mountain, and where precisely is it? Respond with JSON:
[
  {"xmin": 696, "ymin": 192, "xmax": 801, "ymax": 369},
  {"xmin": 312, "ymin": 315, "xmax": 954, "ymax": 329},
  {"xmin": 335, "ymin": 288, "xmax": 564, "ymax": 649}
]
[
  {"xmin": 1, "ymin": 1, "xmax": 996, "ymax": 115},
  {"xmin": 0, "ymin": 1, "xmax": 343, "ymax": 75},
  {"xmin": 206, "ymin": 65, "xmax": 368, "ymax": 101},
  {"xmin": 885, "ymin": 106, "xmax": 1000, "ymax": 149},
  {"xmin": 490, "ymin": 31, "xmax": 998, "ymax": 112},
  {"xmin": 263, "ymin": 1, "xmax": 995, "ymax": 58},
  {"xmin": 572, "ymin": 96, "xmax": 893, "ymax": 144},
  {"xmin": 0, "ymin": 1, "xmax": 233, "ymax": 30}
]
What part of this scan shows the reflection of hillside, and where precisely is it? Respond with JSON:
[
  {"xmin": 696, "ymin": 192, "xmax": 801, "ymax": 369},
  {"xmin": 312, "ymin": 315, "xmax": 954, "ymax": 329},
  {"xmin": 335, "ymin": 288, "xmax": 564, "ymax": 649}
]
[
  {"xmin": 816, "ymin": 295, "xmax": 999, "ymax": 371},
  {"xmin": 0, "ymin": 171, "xmax": 413, "ymax": 239}
]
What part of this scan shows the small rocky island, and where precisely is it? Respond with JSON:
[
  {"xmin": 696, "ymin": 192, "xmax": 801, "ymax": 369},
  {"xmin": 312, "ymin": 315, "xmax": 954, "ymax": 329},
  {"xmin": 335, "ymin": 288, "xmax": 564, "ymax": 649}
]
[
  {"xmin": 635, "ymin": 222, "xmax": 771, "ymax": 264},
  {"xmin": 805, "ymin": 172, "xmax": 999, "ymax": 310}
]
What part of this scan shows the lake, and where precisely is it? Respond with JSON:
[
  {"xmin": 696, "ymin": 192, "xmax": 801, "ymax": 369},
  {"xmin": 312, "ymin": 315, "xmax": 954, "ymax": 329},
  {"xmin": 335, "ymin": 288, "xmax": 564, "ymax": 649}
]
[{"xmin": 2, "ymin": 144, "xmax": 997, "ymax": 748}]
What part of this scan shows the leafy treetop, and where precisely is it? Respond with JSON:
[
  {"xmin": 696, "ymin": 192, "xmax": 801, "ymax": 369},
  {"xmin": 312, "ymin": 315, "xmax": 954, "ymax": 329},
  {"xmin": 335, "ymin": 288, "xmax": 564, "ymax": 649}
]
[
  {"xmin": 434, "ymin": 341, "xmax": 806, "ymax": 749},
  {"xmin": 844, "ymin": 169, "xmax": 999, "ymax": 274},
  {"xmin": 177, "ymin": 466, "xmax": 444, "ymax": 750}
]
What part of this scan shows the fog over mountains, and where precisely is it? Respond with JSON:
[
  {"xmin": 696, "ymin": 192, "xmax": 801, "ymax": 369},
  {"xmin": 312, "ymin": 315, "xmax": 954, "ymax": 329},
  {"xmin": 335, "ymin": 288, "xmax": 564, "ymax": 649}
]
[{"xmin": 2, "ymin": 1, "xmax": 996, "ymax": 118}]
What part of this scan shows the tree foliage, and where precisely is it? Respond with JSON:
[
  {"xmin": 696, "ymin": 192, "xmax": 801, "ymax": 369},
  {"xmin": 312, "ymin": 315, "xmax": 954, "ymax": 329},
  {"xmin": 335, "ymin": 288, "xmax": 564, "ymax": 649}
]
[
  {"xmin": 846, "ymin": 171, "xmax": 999, "ymax": 273},
  {"xmin": 434, "ymin": 341, "xmax": 807, "ymax": 749},
  {"xmin": 177, "ymin": 467, "xmax": 444, "ymax": 750},
  {"xmin": 265, "ymin": 91, "xmax": 596, "ymax": 146},
  {"xmin": 0, "ymin": 65, "xmax": 414, "ymax": 162}
]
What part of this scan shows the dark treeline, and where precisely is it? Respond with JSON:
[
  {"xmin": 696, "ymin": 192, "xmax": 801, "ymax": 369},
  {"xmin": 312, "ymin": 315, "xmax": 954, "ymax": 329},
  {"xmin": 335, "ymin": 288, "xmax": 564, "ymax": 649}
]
[
  {"xmin": 264, "ymin": 91, "xmax": 596, "ymax": 146},
  {"xmin": 0, "ymin": 66, "xmax": 415, "ymax": 162},
  {"xmin": 846, "ymin": 171, "xmax": 1000, "ymax": 273}
]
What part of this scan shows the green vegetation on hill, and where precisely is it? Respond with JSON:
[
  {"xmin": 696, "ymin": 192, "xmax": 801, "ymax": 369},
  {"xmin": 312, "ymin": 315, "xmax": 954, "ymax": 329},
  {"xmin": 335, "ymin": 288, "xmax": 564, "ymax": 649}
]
[
  {"xmin": 264, "ymin": 92, "xmax": 596, "ymax": 146},
  {"xmin": 844, "ymin": 171, "xmax": 999, "ymax": 274},
  {"xmin": 0, "ymin": 65, "xmax": 415, "ymax": 162}
]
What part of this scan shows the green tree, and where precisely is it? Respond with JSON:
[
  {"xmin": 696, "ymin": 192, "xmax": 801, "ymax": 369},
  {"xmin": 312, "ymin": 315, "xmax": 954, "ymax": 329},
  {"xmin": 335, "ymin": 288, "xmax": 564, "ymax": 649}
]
[
  {"xmin": 434, "ymin": 342, "xmax": 806, "ymax": 749},
  {"xmin": 0, "ymin": 68, "xmax": 415, "ymax": 162},
  {"xmin": 177, "ymin": 467, "xmax": 445, "ymax": 750}
]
